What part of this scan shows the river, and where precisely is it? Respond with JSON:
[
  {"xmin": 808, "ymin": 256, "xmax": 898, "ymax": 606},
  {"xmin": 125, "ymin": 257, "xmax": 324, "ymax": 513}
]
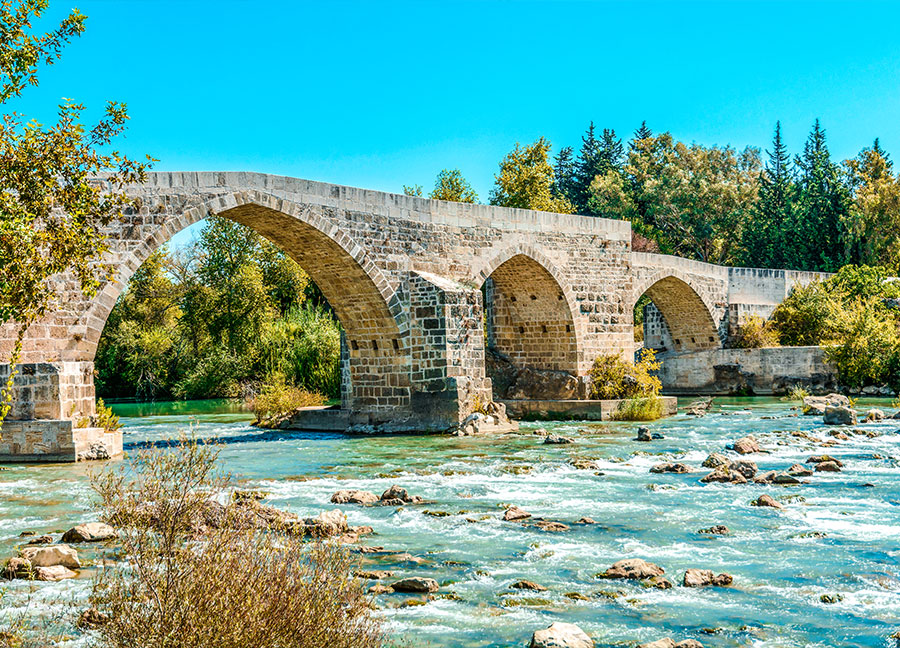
[{"xmin": 1, "ymin": 397, "xmax": 899, "ymax": 647}]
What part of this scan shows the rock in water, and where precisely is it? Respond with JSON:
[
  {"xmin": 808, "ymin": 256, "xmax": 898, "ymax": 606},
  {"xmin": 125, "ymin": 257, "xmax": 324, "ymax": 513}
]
[
  {"xmin": 301, "ymin": 510, "xmax": 348, "ymax": 537},
  {"xmin": 34, "ymin": 565, "xmax": 77, "ymax": 581},
  {"xmin": 636, "ymin": 427, "xmax": 652, "ymax": 442},
  {"xmin": 62, "ymin": 522, "xmax": 116, "ymax": 543},
  {"xmin": 530, "ymin": 621, "xmax": 594, "ymax": 648},
  {"xmin": 814, "ymin": 460, "xmax": 842, "ymax": 472},
  {"xmin": 20, "ymin": 545, "xmax": 80, "ymax": 569},
  {"xmin": 650, "ymin": 462, "xmax": 691, "ymax": 474},
  {"xmin": 639, "ymin": 640, "xmax": 705, "ymax": 648},
  {"xmin": 751, "ymin": 494, "xmax": 784, "ymax": 510},
  {"xmin": 3, "ymin": 556, "xmax": 31, "ymax": 579},
  {"xmin": 682, "ymin": 568, "xmax": 733, "ymax": 587},
  {"xmin": 391, "ymin": 577, "xmax": 439, "ymax": 593},
  {"xmin": 730, "ymin": 460, "xmax": 758, "ymax": 479},
  {"xmin": 597, "ymin": 558, "xmax": 664, "ymax": 580},
  {"xmin": 503, "ymin": 505, "xmax": 532, "ymax": 521},
  {"xmin": 824, "ymin": 406, "xmax": 857, "ymax": 426},
  {"xmin": 787, "ymin": 463, "xmax": 813, "ymax": 477},
  {"xmin": 806, "ymin": 455, "xmax": 844, "ymax": 467},
  {"xmin": 698, "ymin": 525, "xmax": 729, "ymax": 535},
  {"xmin": 729, "ymin": 436, "xmax": 760, "ymax": 454},
  {"xmin": 331, "ymin": 489, "xmax": 379, "ymax": 505},
  {"xmin": 702, "ymin": 453, "xmax": 730, "ymax": 469},
  {"xmin": 544, "ymin": 435, "xmax": 575, "ymax": 445},
  {"xmin": 865, "ymin": 408, "xmax": 884, "ymax": 422},
  {"xmin": 511, "ymin": 579, "xmax": 547, "ymax": 591},
  {"xmin": 699, "ymin": 467, "xmax": 747, "ymax": 484}
]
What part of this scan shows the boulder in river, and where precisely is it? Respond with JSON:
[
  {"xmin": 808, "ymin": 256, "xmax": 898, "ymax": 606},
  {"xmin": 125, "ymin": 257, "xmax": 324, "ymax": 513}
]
[
  {"xmin": 824, "ymin": 406, "xmax": 857, "ymax": 426},
  {"xmin": 62, "ymin": 522, "xmax": 116, "ymax": 543},
  {"xmin": 650, "ymin": 462, "xmax": 691, "ymax": 474},
  {"xmin": 20, "ymin": 545, "xmax": 80, "ymax": 569},
  {"xmin": 301, "ymin": 510, "xmax": 348, "ymax": 537},
  {"xmin": 530, "ymin": 621, "xmax": 593, "ymax": 648},
  {"xmin": 331, "ymin": 489, "xmax": 379, "ymax": 505},
  {"xmin": 511, "ymin": 579, "xmax": 547, "ymax": 591},
  {"xmin": 865, "ymin": 408, "xmax": 885, "ymax": 422},
  {"xmin": 751, "ymin": 494, "xmax": 784, "ymax": 510},
  {"xmin": 814, "ymin": 460, "xmax": 842, "ymax": 473},
  {"xmin": 391, "ymin": 577, "xmax": 439, "ymax": 593},
  {"xmin": 729, "ymin": 436, "xmax": 760, "ymax": 455},
  {"xmin": 544, "ymin": 435, "xmax": 575, "ymax": 445},
  {"xmin": 787, "ymin": 463, "xmax": 814, "ymax": 477},
  {"xmin": 730, "ymin": 460, "xmax": 758, "ymax": 479},
  {"xmin": 503, "ymin": 505, "xmax": 532, "ymax": 521},
  {"xmin": 701, "ymin": 453, "xmax": 730, "ymax": 469},
  {"xmin": 806, "ymin": 455, "xmax": 844, "ymax": 467},
  {"xmin": 682, "ymin": 568, "xmax": 733, "ymax": 587},
  {"xmin": 597, "ymin": 558, "xmax": 664, "ymax": 580},
  {"xmin": 3, "ymin": 556, "xmax": 31, "ymax": 579},
  {"xmin": 533, "ymin": 520, "xmax": 570, "ymax": 532},
  {"xmin": 803, "ymin": 394, "xmax": 849, "ymax": 415},
  {"xmin": 698, "ymin": 525, "xmax": 729, "ymax": 535},
  {"xmin": 699, "ymin": 467, "xmax": 747, "ymax": 484},
  {"xmin": 576, "ymin": 517, "xmax": 596, "ymax": 524},
  {"xmin": 34, "ymin": 565, "xmax": 77, "ymax": 581},
  {"xmin": 380, "ymin": 484, "xmax": 423, "ymax": 505},
  {"xmin": 26, "ymin": 535, "xmax": 53, "ymax": 545}
]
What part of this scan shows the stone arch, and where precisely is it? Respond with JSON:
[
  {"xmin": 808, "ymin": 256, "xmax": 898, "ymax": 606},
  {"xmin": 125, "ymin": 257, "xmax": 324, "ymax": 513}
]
[
  {"xmin": 80, "ymin": 190, "xmax": 408, "ymax": 412},
  {"xmin": 474, "ymin": 245, "xmax": 580, "ymax": 374},
  {"xmin": 632, "ymin": 271, "xmax": 719, "ymax": 353}
]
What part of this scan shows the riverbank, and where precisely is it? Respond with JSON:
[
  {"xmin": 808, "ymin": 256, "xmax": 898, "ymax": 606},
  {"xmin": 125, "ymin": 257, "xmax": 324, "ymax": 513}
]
[{"xmin": 2, "ymin": 397, "xmax": 899, "ymax": 647}]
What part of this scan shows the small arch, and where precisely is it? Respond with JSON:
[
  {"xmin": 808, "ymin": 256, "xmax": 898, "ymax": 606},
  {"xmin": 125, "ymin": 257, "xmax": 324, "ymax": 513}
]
[
  {"xmin": 632, "ymin": 272, "xmax": 719, "ymax": 353},
  {"xmin": 475, "ymin": 246, "xmax": 580, "ymax": 375}
]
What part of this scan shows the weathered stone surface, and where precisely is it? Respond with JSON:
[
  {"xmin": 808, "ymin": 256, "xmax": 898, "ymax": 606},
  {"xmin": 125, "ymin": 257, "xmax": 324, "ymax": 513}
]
[
  {"xmin": 824, "ymin": 406, "xmax": 857, "ymax": 426},
  {"xmin": 530, "ymin": 622, "xmax": 593, "ymax": 648},
  {"xmin": 682, "ymin": 568, "xmax": 733, "ymax": 587},
  {"xmin": 702, "ymin": 453, "xmax": 730, "ymax": 469},
  {"xmin": 865, "ymin": 408, "xmax": 884, "ymax": 422},
  {"xmin": 700, "ymin": 467, "xmax": 747, "ymax": 484},
  {"xmin": 34, "ymin": 565, "xmax": 77, "ymax": 581},
  {"xmin": 511, "ymin": 579, "xmax": 547, "ymax": 591},
  {"xmin": 503, "ymin": 506, "xmax": 531, "ymax": 521},
  {"xmin": 806, "ymin": 455, "xmax": 844, "ymax": 467},
  {"xmin": 331, "ymin": 489, "xmax": 379, "ymax": 505},
  {"xmin": 62, "ymin": 522, "xmax": 116, "ymax": 543},
  {"xmin": 20, "ymin": 545, "xmax": 80, "ymax": 569},
  {"xmin": 803, "ymin": 393, "xmax": 850, "ymax": 415},
  {"xmin": 598, "ymin": 558, "xmax": 664, "ymax": 580},
  {"xmin": 301, "ymin": 510, "xmax": 348, "ymax": 537},
  {"xmin": 698, "ymin": 525, "xmax": 729, "ymax": 535},
  {"xmin": 544, "ymin": 435, "xmax": 575, "ymax": 445},
  {"xmin": 650, "ymin": 462, "xmax": 691, "ymax": 474},
  {"xmin": 730, "ymin": 436, "xmax": 760, "ymax": 455},
  {"xmin": 815, "ymin": 460, "xmax": 842, "ymax": 473},
  {"xmin": 391, "ymin": 577, "xmax": 439, "ymax": 593},
  {"xmin": 751, "ymin": 494, "xmax": 784, "ymax": 510},
  {"xmin": 730, "ymin": 460, "xmax": 758, "ymax": 479}
]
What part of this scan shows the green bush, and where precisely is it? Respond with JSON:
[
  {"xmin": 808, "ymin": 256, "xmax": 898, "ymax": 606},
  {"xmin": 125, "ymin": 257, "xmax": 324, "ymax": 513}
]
[
  {"xmin": 174, "ymin": 349, "xmax": 247, "ymax": 399},
  {"xmin": 611, "ymin": 396, "xmax": 664, "ymax": 421},
  {"xmin": 731, "ymin": 316, "xmax": 780, "ymax": 348},
  {"xmin": 247, "ymin": 375, "xmax": 327, "ymax": 426},
  {"xmin": 590, "ymin": 349, "xmax": 662, "ymax": 400},
  {"xmin": 824, "ymin": 297, "xmax": 900, "ymax": 389},
  {"xmin": 770, "ymin": 281, "xmax": 843, "ymax": 346}
]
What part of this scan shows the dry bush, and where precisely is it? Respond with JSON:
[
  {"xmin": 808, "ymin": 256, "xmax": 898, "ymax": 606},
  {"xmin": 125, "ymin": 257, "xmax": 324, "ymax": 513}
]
[
  {"xmin": 247, "ymin": 377, "xmax": 326, "ymax": 426},
  {"xmin": 89, "ymin": 438, "xmax": 383, "ymax": 648}
]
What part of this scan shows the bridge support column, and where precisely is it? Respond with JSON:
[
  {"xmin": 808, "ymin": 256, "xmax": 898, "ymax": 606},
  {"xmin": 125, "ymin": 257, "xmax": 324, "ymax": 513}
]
[{"xmin": 0, "ymin": 362, "xmax": 122, "ymax": 462}]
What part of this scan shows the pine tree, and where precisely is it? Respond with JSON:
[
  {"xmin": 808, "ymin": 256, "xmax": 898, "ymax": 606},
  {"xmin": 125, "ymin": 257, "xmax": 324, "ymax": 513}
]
[
  {"xmin": 553, "ymin": 145, "xmax": 577, "ymax": 205},
  {"xmin": 632, "ymin": 120, "xmax": 652, "ymax": 147},
  {"xmin": 573, "ymin": 123, "xmax": 624, "ymax": 214},
  {"xmin": 791, "ymin": 119, "xmax": 851, "ymax": 271},
  {"xmin": 742, "ymin": 121, "xmax": 793, "ymax": 268}
]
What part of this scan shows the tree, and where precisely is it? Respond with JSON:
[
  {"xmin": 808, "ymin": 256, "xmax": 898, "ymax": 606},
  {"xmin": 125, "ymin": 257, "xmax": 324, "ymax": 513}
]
[
  {"xmin": 489, "ymin": 137, "xmax": 574, "ymax": 213},
  {"xmin": 402, "ymin": 184, "xmax": 422, "ymax": 196},
  {"xmin": 0, "ymin": 0, "xmax": 152, "ymax": 426},
  {"xmin": 552, "ymin": 145, "xmax": 577, "ymax": 205},
  {"xmin": 843, "ymin": 140, "xmax": 900, "ymax": 269},
  {"xmin": 573, "ymin": 123, "xmax": 624, "ymax": 214},
  {"xmin": 791, "ymin": 119, "xmax": 851, "ymax": 271},
  {"xmin": 429, "ymin": 168, "xmax": 477, "ymax": 203},
  {"xmin": 741, "ymin": 121, "xmax": 794, "ymax": 268}
]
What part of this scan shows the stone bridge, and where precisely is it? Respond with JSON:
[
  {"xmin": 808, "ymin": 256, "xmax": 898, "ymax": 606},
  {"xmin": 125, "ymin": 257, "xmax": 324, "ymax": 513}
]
[{"xmin": 0, "ymin": 172, "xmax": 828, "ymax": 451}]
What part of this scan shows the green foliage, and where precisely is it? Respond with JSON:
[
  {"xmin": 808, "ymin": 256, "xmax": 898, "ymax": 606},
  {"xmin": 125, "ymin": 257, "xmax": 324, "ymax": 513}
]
[
  {"xmin": 430, "ymin": 168, "xmax": 477, "ymax": 203},
  {"xmin": 0, "ymin": 0, "xmax": 152, "ymax": 427},
  {"xmin": 611, "ymin": 396, "xmax": 664, "ymax": 421},
  {"xmin": 783, "ymin": 385, "xmax": 810, "ymax": 402},
  {"xmin": 489, "ymin": 137, "xmax": 574, "ymax": 213},
  {"xmin": 731, "ymin": 316, "xmax": 780, "ymax": 349},
  {"xmin": 96, "ymin": 218, "xmax": 342, "ymax": 401},
  {"xmin": 825, "ymin": 297, "xmax": 900, "ymax": 389},
  {"xmin": 402, "ymin": 184, "xmax": 422, "ymax": 196},
  {"xmin": 770, "ymin": 280, "xmax": 843, "ymax": 346},
  {"xmin": 248, "ymin": 376, "xmax": 327, "ymax": 426},
  {"xmin": 589, "ymin": 349, "xmax": 662, "ymax": 400}
]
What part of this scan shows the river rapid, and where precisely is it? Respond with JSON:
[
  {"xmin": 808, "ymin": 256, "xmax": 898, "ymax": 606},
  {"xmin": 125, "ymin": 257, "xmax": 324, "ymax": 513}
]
[{"xmin": 1, "ymin": 397, "xmax": 899, "ymax": 647}]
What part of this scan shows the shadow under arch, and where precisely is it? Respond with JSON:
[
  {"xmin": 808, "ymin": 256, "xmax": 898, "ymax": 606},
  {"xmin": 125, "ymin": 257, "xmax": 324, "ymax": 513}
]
[
  {"xmin": 632, "ymin": 273, "xmax": 719, "ymax": 353},
  {"xmin": 474, "ymin": 247, "xmax": 579, "ymax": 375},
  {"xmin": 81, "ymin": 191, "xmax": 408, "ymax": 412}
]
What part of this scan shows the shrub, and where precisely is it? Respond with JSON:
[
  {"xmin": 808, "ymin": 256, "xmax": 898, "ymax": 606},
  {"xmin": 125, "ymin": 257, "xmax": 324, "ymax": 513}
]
[
  {"xmin": 590, "ymin": 349, "xmax": 662, "ymax": 400},
  {"xmin": 248, "ymin": 375, "xmax": 326, "ymax": 426},
  {"xmin": 770, "ymin": 281, "xmax": 843, "ymax": 346},
  {"xmin": 783, "ymin": 385, "xmax": 810, "ymax": 402},
  {"xmin": 824, "ymin": 297, "xmax": 900, "ymax": 389},
  {"xmin": 173, "ymin": 348, "xmax": 247, "ymax": 399},
  {"xmin": 89, "ymin": 438, "xmax": 384, "ymax": 648},
  {"xmin": 731, "ymin": 316, "xmax": 780, "ymax": 349},
  {"xmin": 611, "ymin": 396, "xmax": 664, "ymax": 421}
]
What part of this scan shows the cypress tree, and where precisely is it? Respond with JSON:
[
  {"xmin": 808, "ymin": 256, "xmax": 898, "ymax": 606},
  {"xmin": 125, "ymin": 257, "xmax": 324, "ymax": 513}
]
[
  {"xmin": 632, "ymin": 120, "xmax": 652, "ymax": 146},
  {"xmin": 743, "ymin": 121, "xmax": 793, "ymax": 268},
  {"xmin": 552, "ymin": 145, "xmax": 577, "ymax": 206},
  {"xmin": 792, "ymin": 119, "xmax": 851, "ymax": 271}
]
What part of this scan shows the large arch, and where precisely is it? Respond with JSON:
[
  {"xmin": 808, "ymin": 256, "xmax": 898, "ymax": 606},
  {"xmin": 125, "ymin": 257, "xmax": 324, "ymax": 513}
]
[
  {"xmin": 476, "ymin": 247, "xmax": 579, "ymax": 375},
  {"xmin": 632, "ymin": 272, "xmax": 719, "ymax": 353},
  {"xmin": 80, "ymin": 191, "xmax": 409, "ymax": 412}
]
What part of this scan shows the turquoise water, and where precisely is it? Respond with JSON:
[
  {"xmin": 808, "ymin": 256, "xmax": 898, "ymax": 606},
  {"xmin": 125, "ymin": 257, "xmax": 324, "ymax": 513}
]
[{"xmin": 2, "ymin": 397, "xmax": 900, "ymax": 647}]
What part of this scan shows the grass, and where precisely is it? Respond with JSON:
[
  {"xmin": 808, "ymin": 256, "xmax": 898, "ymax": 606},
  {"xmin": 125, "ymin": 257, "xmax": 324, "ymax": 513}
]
[{"xmin": 611, "ymin": 396, "xmax": 665, "ymax": 421}]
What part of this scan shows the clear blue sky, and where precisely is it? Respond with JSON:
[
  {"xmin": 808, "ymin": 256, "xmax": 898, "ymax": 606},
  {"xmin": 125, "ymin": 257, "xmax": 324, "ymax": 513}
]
[{"xmin": 10, "ymin": 0, "xmax": 900, "ymax": 209}]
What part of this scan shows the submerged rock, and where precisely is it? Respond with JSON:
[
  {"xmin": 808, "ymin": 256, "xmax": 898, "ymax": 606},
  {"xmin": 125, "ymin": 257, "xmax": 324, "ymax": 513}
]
[
  {"xmin": 597, "ymin": 558, "xmax": 664, "ymax": 580},
  {"xmin": 544, "ymin": 435, "xmax": 575, "ymax": 445},
  {"xmin": 62, "ymin": 522, "xmax": 116, "ymax": 543},
  {"xmin": 25, "ymin": 535, "xmax": 53, "ymax": 545},
  {"xmin": 530, "ymin": 621, "xmax": 594, "ymax": 648},
  {"xmin": 640, "ymin": 641, "xmax": 704, "ymax": 648},
  {"xmin": 698, "ymin": 525, "xmax": 729, "ymax": 535},
  {"xmin": 682, "ymin": 569, "xmax": 733, "ymax": 587},
  {"xmin": 511, "ymin": 579, "xmax": 547, "ymax": 591},
  {"xmin": 575, "ymin": 517, "xmax": 597, "ymax": 524},
  {"xmin": 806, "ymin": 455, "xmax": 844, "ymax": 467},
  {"xmin": 380, "ymin": 484, "xmax": 423, "ymax": 505},
  {"xmin": 533, "ymin": 520, "xmax": 570, "ymax": 532}
]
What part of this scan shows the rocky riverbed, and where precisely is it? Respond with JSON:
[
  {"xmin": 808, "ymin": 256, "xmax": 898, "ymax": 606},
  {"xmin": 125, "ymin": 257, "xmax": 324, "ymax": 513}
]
[{"xmin": 1, "ymin": 397, "xmax": 899, "ymax": 647}]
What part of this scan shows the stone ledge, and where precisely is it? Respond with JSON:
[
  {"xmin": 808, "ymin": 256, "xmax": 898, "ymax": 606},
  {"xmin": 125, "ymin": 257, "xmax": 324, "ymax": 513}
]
[{"xmin": 501, "ymin": 397, "xmax": 678, "ymax": 421}]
